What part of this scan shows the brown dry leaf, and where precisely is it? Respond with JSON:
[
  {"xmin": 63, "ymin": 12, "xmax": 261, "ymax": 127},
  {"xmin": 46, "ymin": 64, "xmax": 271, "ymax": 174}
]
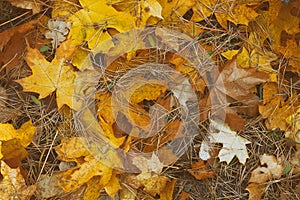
[
  {"xmin": 7, "ymin": 0, "xmax": 42, "ymax": 14},
  {"xmin": 216, "ymin": 56, "xmax": 269, "ymax": 103},
  {"xmin": 249, "ymin": 154, "xmax": 283, "ymax": 183},
  {"xmin": 0, "ymin": 19, "xmax": 45, "ymax": 73},
  {"xmin": 259, "ymin": 82, "xmax": 300, "ymax": 130},
  {"xmin": 187, "ymin": 160, "xmax": 214, "ymax": 180},
  {"xmin": 16, "ymin": 40, "xmax": 81, "ymax": 110},
  {"xmin": 246, "ymin": 183, "xmax": 264, "ymax": 200},
  {"xmin": 205, "ymin": 56, "xmax": 268, "ymax": 130},
  {"xmin": 0, "ymin": 161, "xmax": 36, "ymax": 200},
  {"xmin": 246, "ymin": 154, "xmax": 283, "ymax": 200}
]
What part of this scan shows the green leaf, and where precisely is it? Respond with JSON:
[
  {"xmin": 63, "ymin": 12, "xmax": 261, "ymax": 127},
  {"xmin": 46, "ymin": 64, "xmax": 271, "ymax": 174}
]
[
  {"xmin": 39, "ymin": 45, "xmax": 51, "ymax": 52},
  {"xmin": 283, "ymin": 166, "xmax": 292, "ymax": 175},
  {"xmin": 31, "ymin": 95, "xmax": 41, "ymax": 106},
  {"xmin": 147, "ymin": 35, "xmax": 155, "ymax": 47}
]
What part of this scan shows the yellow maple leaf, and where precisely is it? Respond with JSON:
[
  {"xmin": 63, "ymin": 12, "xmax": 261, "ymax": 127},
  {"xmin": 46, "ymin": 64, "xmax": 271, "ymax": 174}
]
[
  {"xmin": 16, "ymin": 40, "xmax": 81, "ymax": 110},
  {"xmin": 269, "ymin": 2, "xmax": 300, "ymax": 47},
  {"xmin": 68, "ymin": 0, "xmax": 137, "ymax": 49},
  {"xmin": 55, "ymin": 137, "xmax": 122, "ymax": 195},
  {"xmin": 259, "ymin": 82, "xmax": 300, "ymax": 130},
  {"xmin": 0, "ymin": 120, "xmax": 36, "ymax": 161},
  {"xmin": 215, "ymin": 1, "xmax": 259, "ymax": 29},
  {"xmin": 111, "ymin": 0, "xmax": 163, "ymax": 26}
]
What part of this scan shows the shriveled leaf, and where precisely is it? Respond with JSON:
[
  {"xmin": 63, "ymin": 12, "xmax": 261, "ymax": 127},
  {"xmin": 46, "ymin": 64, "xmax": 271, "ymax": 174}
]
[
  {"xmin": 45, "ymin": 18, "xmax": 71, "ymax": 50},
  {"xmin": 249, "ymin": 154, "xmax": 283, "ymax": 184}
]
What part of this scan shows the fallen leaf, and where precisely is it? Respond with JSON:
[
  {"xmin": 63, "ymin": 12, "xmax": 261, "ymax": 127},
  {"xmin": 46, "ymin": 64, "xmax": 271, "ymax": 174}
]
[
  {"xmin": 52, "ymin": 0, "xmax": 80, "ymax": 19},
  {"xmin": 187, "ymin": 160, "xmax": 214, "ymax": 180},
  {"xmin": 8, "ymin": 0, "xmax": 42, "ymax": 14},
  {"xmin": 216, "ymin": 56, "xmax": 269, "ymax": 103},
  {"xmin": 68, "ymin": 0, "xmax": 137, "ymax": 49},
  {"xmin": 45, "ymin": 18, "xmax": 71, "ymax": 50},
  {"xmin": 259, "ymin": 82, "xmax": 299, "ymax": 130},
  {"xmin": 0, "ymin": 19, "xmax": 45, "ymax": 73},
  {"xmin": 246, "ymin": 154, "xmax": 283, "ymax": 200},
  {"xmin": 122, "ymin": 173, "xmax": 170, "ymax": 198},
  {"xmin": 16, "ymin": 40, "xmax": 81, "ymax": 110},
  {"xmin": 215, "ymin": 1, "xmax": 259, "ymax": 29},
  {"xmin": 36, "ymin": 174, "xmax": 64, "ymax": 199},
  {"xmin": 0, "ymin": 120, "xmax": 36, "ymax": 166},
  {"xmin": 203, "ymin": 119, "xmax": 251, "ymax": 165},
  {"xmin": 179, "ymin": 191, "xmax": 191, "ymax": 200},
  {"xmin": 112, "ymin": 0, "xmax": 163, "ymax": 26},
  {"xmin": 0, "ymin": 161, "xmax": 36, "ymax": 200},
  {"xmin": 159, "ymin": 179, "xmax": 177, "ymax": 200},
  {"xmin": 132, "ymin": 153, "xmax": 164, "ymax": 179},
  {"xmin": 246, "ymin": 183, "xmax": 264, "ymax": 200}
]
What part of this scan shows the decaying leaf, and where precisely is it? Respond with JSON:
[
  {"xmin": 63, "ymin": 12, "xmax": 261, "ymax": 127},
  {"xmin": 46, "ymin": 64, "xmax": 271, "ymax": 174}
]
[
  {"xmin": 246, "ymin": 154, "xmax": 283, "ymax": 200},
  {"xmin": 16, "ymin": 40, "xmax": 81, "ymax": 110},
  {"xmin": 45, "ymin": 18, "xmax": 71, "ymax": 50},
  {"xmin": 0, "ymin": 161, "xmax": 36, "ymax": 200},
  {"xmin": 201, "ymin": 119, "xmax": 251, "ymax": 165}
]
